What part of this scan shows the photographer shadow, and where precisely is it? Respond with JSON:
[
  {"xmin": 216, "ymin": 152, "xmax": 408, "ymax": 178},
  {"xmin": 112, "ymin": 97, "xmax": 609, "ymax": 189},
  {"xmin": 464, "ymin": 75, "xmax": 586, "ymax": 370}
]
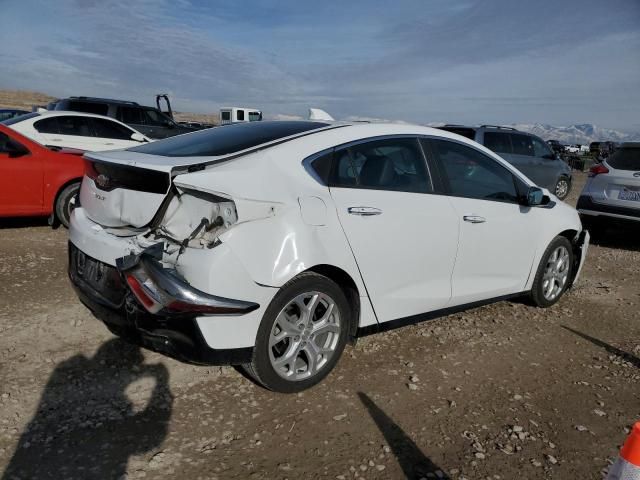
[{"xmin": 2, "ymin": 338, "xmax": 173, "ymax": 480}]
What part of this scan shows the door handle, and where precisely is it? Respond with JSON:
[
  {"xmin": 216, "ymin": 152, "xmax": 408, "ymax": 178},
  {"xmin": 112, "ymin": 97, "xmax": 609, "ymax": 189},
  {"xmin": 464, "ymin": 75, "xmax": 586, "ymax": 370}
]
[
  {"xmin": 463, "ymin": 215, "xmax": 486, "ymax": 223},
  {"xmin": 348, "ymin": 207, "xmax": 382, "ymax": 216}
]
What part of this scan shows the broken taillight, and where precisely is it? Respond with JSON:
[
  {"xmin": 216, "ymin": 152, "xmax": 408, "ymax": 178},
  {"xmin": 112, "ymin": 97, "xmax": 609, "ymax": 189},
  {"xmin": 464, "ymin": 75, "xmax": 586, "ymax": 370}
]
[{"xmin": 125, "ymin": 274, "xmax": 156, "ymax": 310}]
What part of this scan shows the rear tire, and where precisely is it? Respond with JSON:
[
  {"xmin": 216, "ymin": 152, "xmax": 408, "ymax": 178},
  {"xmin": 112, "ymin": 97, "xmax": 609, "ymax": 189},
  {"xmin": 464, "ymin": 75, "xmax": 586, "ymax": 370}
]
[
  {"xmin": 530, "ymin": 236, "xmax": 574, "ymax": 308},
  {"xmin": 554, "ymin": 176, "xmax": 571, "ymax": 200},
  {"xmin": 243, "ymin": 272, "xmax": 350, "ymax": 393},
  {"xmin": 55, "ymin": 182, "xmax": 80, "ymax": 228}
]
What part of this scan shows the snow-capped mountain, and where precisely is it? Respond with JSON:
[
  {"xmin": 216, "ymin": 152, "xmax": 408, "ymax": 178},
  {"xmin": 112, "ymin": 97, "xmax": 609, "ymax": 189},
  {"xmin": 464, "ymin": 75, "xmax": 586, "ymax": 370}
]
[{"xmin": 510, "ymin": 123, "xmax": 640, "ymax": 144}]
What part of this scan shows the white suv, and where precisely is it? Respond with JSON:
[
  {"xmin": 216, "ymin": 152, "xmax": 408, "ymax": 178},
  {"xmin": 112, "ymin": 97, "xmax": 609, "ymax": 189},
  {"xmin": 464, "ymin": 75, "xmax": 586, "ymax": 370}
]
[{"xmin": 68, "ymin": 121, "xmax": 589, "ymax": 392}]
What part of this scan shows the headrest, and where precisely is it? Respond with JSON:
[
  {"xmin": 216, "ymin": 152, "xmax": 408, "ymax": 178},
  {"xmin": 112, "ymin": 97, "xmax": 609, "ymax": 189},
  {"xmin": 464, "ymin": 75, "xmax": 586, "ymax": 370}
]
[{"xmin": 360, "ymin": 155, "xmax": 396, "ymax": 187}]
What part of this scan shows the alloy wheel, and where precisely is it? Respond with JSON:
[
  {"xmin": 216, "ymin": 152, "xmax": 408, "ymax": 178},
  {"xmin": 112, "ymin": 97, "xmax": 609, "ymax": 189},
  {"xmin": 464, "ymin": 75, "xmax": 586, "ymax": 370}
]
[
  {"xmin": 555, "ymin": 179, "xmax": 569, "ymax": 199},
  {"xmin": 542, "ymin": 246, "xmax": 570, "ymax": 301},
  {"xmin": 268, "ymin": 291, "xmax": 341, "ymax": 381}
]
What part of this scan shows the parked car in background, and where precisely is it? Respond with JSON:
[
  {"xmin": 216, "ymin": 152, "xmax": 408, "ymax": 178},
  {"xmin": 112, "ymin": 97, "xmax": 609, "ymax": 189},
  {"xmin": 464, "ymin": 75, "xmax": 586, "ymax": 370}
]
[
  {"xmin": 220, "ymin": 107, "xmax": 262, "ymax": 125},
  {"xmin": 68, "ymin": 121, "xmax": 588, "ymax": 392},
  {"xmin": 47, "ymin": 97, "xmax": 199, "ymax": 139},
  {"xmin": 0, "ymin": 109, "xmax": 30, "ymax": 122},
  {"xmin": 3, "ymin": 111, "xmax": 151, "ymax": 152},
  {"xmin": 577, "ymin": 142, "xmax": 640, "ymax": 234},
  {"xmin": 0, "ymin": 124, "xmax": 84, "ymax": 227},
  {"xmin": 547, "ymin": 139, "xmax": 565, "ymax": 155},
  {"xmin": 564, "ymin": 145, "xmax": 581, "ymax": 154},
  {"xmin": 437, "ymin": 125, "xmax": 573, "ymax": 200}
]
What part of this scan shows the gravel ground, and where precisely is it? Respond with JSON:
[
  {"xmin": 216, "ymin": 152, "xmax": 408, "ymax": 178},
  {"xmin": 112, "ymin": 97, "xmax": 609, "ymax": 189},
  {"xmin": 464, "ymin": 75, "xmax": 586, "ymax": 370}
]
[{"xmin": 0, "ymin": 172, "xmax": 638, "ymax": 480}]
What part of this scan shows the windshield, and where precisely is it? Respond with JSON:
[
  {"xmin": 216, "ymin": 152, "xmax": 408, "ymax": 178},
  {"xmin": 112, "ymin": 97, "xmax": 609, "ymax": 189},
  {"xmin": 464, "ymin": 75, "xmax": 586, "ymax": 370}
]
[
  {"xmin": 129, "ymin": 121, "xmax": 329, "ymax": 157},
  {"xmin": 607, "ymin": 147, "xmax": 640, "ymax": 171},
  {"xmin": 2, "ymin": 112, "xmax": 40, "ymax": 125}
]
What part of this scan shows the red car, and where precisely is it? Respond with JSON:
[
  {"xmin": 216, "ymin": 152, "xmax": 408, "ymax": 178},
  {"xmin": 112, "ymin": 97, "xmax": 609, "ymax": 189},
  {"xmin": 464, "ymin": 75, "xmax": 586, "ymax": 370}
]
[{"xmin": 0, "ymin": 124, "xmax": 84, "ymax": 227}]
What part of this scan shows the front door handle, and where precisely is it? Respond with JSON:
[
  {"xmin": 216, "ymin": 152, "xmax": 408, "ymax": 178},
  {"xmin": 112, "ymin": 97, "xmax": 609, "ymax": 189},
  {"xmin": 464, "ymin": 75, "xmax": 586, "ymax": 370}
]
[
  {"xmin": 463, "ymin": 215, "xmax": 486, "ymax": 223},
  {"xmin": 348, "ymin": 207, "xmax": 382, "ymax": 216}
]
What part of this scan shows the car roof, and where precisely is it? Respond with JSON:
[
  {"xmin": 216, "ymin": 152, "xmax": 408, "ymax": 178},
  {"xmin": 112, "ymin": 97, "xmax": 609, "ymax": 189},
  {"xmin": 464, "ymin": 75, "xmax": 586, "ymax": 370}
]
[
  {"xmin": 57, "ymin": 96, "xmax": 140, "ymax": 106},
  {"xmin": 26, "ymin": 110, "xmax": 128, "ymax": 120}
]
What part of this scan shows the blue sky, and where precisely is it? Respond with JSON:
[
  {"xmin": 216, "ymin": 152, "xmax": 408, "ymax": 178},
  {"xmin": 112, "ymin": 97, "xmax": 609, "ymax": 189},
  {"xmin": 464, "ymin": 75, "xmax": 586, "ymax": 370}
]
[{"xmin": 1, "ymin": 0, "xmax": 639, "ymax": 129}]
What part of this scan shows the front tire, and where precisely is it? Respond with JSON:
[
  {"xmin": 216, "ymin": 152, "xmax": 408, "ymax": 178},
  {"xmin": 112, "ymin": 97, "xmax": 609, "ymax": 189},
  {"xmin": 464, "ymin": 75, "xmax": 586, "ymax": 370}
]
[
  {"xmin": 55, "ymin": 182, "xmax": 80, "ymax": 228},
  {"xmin": 244, "ymin": 272, "xmax": 350, "ymax": 393},
  {"xmin": 554, "ymin": 176, "xmax": 571, "ymax": 200},
  {"xmin": 530, "ymin": 236, "xmax": 574, "ymax": 308}
]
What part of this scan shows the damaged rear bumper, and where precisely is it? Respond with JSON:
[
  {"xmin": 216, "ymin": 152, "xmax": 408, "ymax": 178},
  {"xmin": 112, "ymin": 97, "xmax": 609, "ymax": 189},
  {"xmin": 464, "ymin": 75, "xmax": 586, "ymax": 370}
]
[{"xmin": 68, "ymin": 242, "xmax": 257, "ymax": 365}]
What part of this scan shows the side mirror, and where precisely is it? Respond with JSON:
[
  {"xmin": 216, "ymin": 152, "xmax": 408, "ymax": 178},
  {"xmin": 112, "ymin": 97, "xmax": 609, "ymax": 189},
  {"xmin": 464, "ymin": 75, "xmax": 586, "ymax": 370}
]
[
  {"xmin": 6, "ymin": 139, "xmax": 29, "ymax": 158},
  {"xmin": 130, "ymin": 132, "xmax": 146, "ymax": 142},
  {"xmin": 526, "ymin": 186, "xmax": 544, "ymax": 206}
]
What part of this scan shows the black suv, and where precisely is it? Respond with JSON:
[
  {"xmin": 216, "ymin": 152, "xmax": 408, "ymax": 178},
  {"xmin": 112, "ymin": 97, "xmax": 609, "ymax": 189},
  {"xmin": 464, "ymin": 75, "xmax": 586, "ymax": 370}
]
[
  {"xmin": 47, "ymin": 97, "xmax": 197, "ymax": 139},
  {"xmin": 437, "ymin": 125, "xmax": 573, "ymax": 200}
]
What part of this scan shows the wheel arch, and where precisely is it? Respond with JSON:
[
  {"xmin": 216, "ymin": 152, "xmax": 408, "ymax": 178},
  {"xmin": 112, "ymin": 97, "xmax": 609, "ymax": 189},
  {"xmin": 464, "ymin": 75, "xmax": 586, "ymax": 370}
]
[
  {"xmin": 53, "ymin": 177, "xmax": 82, "ymax": 212},
  {"xmin": 304, "ymin": 264, "xmax": 361, "ymax": 342}
]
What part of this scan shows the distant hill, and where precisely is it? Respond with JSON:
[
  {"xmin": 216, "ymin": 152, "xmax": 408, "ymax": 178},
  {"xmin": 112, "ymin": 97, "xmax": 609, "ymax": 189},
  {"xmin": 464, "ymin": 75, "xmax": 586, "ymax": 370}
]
[{"xmin": 510, "ymin": 123, "xmax": 640, "ymax": 144}]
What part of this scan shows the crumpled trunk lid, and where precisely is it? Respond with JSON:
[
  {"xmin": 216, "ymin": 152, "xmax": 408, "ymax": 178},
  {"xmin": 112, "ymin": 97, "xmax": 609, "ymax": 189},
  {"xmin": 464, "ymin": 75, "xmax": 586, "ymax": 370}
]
[{"xmin": 80, "ymin": 151, "xmax": 180, "ymax": 228}]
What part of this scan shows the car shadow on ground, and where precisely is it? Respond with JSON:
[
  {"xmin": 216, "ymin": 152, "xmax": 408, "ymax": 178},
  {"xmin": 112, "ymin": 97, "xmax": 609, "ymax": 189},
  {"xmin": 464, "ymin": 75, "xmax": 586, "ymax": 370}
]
[
  {"xmin": 561, "ymin": 325, "xmax": 640, "ymax": 368},
  {"xmin": 588, "ymin": 223, "xmax": 640, "ymax": 252},
  {"xmin": 0, "ymin": 216, "xmax": 51, "ymax": 230},
  {"xmin": 357, "ymin": 392, "xmax": 449, "ymax": 480},
  {"xmin": 1, "ymin": 338, "xmax": 173, "ymax": 480}
]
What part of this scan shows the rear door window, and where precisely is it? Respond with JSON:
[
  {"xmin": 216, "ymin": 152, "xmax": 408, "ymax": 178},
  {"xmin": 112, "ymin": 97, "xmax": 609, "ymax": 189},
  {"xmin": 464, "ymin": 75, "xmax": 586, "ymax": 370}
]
[
  {"xmin": 57, "ymin": 116, "xmax": 93, "ymax": 137},
  {"xmin": 118, "ymin": 107, "xmax": 144, "ymax": 125},
  {"xmin": 331, "ymin": 137, "xmax": 432, "ymax": 193},
  {"xmin": 236, "ymin": 110, "xmax": 245, "ymax": 121},
  {"xmin": 608, "ymin": 148, "xmax": 640, "ymax": 171},
  {"xmin": 91, "ymin": 118, "xmax": 134, "ymax": 140},
  {"xmin": 34, "ymin": 117, "xmax": 60, "ymax": 134},
  {"xmin": 429, "ymin": 139, "xmax": 519, "ymax": 203},
  {"xmin": 511, "ymin": 134, "xmax": 534, "ymax": 156},
  {"xmin": 483, "ymin": 132, "xmax": 512, "ymax": 154}
]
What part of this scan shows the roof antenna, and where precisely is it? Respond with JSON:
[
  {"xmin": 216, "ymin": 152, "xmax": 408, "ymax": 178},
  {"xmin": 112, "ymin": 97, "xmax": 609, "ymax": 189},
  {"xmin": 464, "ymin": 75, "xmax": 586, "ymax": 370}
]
[{"xmin": 308, "ymin": 108, "xmax": 335, "ymax": 122}]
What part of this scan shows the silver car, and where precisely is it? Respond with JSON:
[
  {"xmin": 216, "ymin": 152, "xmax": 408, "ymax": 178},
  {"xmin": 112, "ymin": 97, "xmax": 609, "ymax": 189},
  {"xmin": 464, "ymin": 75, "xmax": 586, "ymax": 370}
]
[{"xmin": 577, "ymin": 143, "xmax": 640, "ymax": 232}]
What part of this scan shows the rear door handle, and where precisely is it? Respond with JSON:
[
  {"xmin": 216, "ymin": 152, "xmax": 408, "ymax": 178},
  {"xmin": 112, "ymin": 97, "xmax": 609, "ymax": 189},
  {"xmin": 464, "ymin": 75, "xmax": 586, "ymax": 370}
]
[
  {"xmin": 348, "ymin": 207, "xmax": 382, "ymax": 216},
  {"xmin": 463, "ymin": 215, "xmax": 486, "ymax": 223}
]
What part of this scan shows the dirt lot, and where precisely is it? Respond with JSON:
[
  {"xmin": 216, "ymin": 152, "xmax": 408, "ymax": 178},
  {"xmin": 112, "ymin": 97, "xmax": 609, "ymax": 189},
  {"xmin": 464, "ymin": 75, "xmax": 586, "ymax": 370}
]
[{"xmin": 0, "ymin": 172, "xmax": 638, "ymax": 480}]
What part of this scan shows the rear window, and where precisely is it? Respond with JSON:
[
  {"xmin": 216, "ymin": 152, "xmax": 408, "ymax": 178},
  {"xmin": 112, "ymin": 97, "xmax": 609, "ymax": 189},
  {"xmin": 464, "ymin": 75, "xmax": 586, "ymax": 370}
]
[
  {"xmin": 130, "ymin": 121, "xmax": 329, "ymax": 157},
  {"xmin": 2, "ymin": 112, "xmax": 40, "ymax": 126},
  {"xmin": 221, "ymin": 111, "xmax": 231, "ymax": 121},
  {"xmin": 438, "ymin": 127, "xmax": 476, "ymax": 140},
  {"xmin": 608, "ymin": 147, "xmax": 640, "ymax": 171}
]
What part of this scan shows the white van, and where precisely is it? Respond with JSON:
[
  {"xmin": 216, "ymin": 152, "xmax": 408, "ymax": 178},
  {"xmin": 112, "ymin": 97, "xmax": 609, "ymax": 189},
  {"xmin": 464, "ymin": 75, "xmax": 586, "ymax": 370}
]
[{"xmin": 220, "ymin": 107, "xmax": 262, "ymax": 125}]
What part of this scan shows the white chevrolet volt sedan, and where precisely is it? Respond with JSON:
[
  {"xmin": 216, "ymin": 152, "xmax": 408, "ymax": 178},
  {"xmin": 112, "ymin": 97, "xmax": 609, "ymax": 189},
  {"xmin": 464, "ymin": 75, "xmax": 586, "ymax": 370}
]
[{"xmin": 68, "ymin": 121, "xmax": 589, "ymax": 392}]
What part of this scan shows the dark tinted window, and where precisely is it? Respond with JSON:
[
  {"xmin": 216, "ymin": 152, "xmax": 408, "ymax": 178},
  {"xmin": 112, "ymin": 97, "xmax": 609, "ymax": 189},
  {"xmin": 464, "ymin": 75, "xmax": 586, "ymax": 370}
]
[
  {"xmin": 142, "ymin": 108, "xmax": 170, "ymax": 126},
  {"xmin": 3, "ymin": 112, "xmax": 40, "ymax": 126},
  {"xmin": 307, "ymin": 152, "xmax": 333, "ymax": 184},
  {"xmin": 68, "ymin": 101, "xmax": 108, "ymax": 116},
  {"xmin": 484, "ymin": 132, "xmax": 512, "ymax": 154},
  {"xmin": 430, "ymin": 139, "xmax": 518, "ymax": 203},
  {"xmin": 0, "ymin": 132, "xmax": 10, "ymax": 152},
  {"xmin": 531, "ymin": 136, "xmax": 553, "ymax": 157},
  {"xmin": 118, "ymin": 107, "xmax": 144, "ymax": 124},
  {"xmin": 511, "ymin": 134, "xmax": 534, "ymax": 156},
  {"xmin": 331, "ymin": 138, "xmax": 431, "ymax": 193},
  {"xmin": 91, "ymin": 118, "xmax": 134, "ymax": 140},
  {"xmin": 34, "ymin": 117, "xmax": 59, "ymax": 134},
  {"xmin": 439, "ymin": 127, "xmax": 476, "ymax": 140},
  {"xmin": 130, "ymin": 121, "xmax": 329, "ymax": 157},
  {"xmin": 236, "ymin": 109, "xmax": 245, "ymax": 121},
  {"xmin": 221, "ymin": 111, "xmax": 231, "ymax": 121},
  {"xmin": 608, "ymin": 147, "xmax": 640, "ymax": 171},
  {"xmin": 57, "ymin": 116, "xmax": 93, "ymax": 136},
  {"xmin": 248, "ymin": 111, "xmax": 262, "ymax": 121}
]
